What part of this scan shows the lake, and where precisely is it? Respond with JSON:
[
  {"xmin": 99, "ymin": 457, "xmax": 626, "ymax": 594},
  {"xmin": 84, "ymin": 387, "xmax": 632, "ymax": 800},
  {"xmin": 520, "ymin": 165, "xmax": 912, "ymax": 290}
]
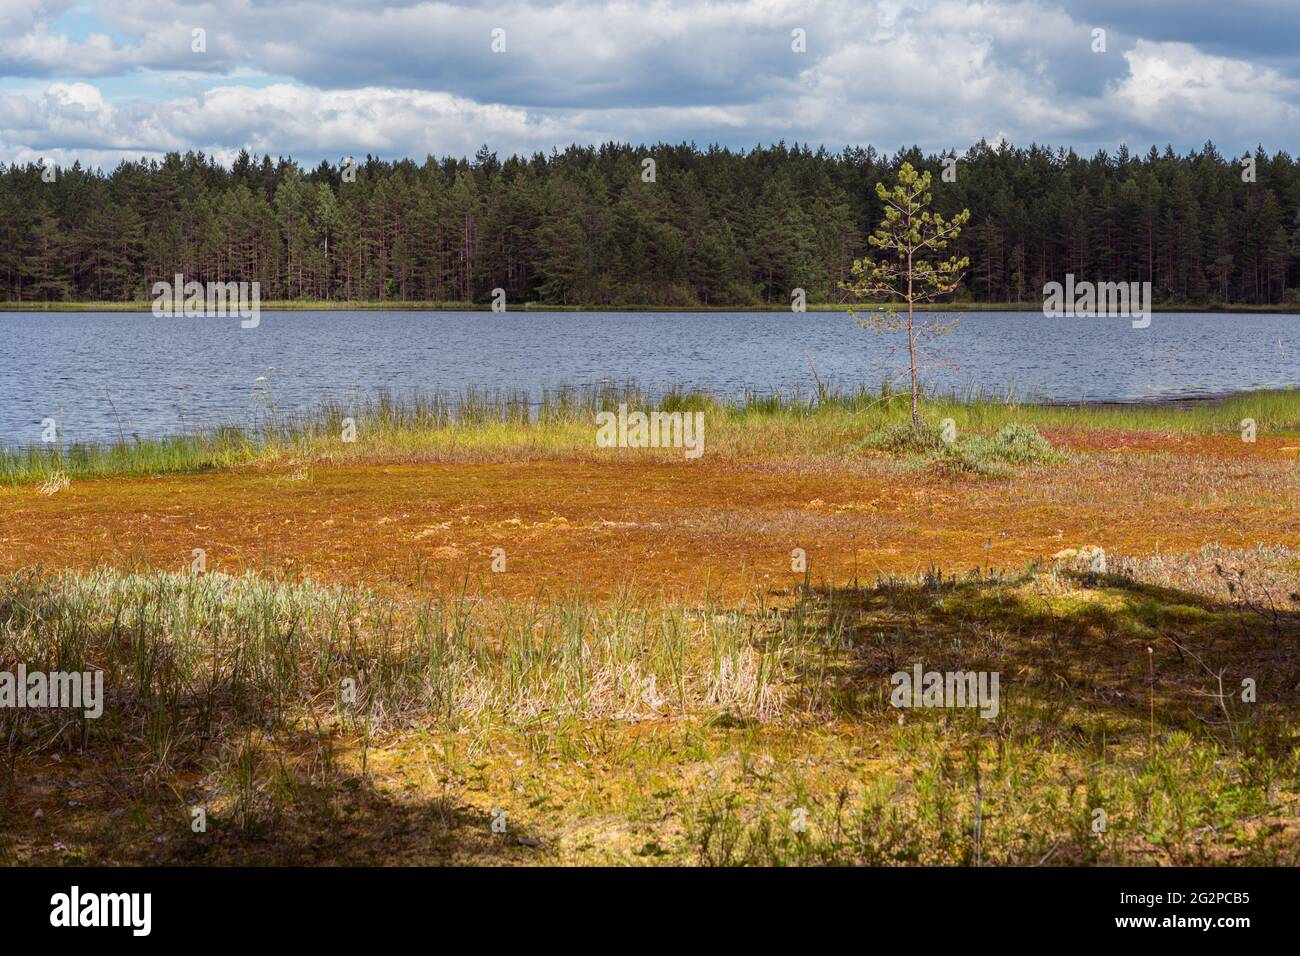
[{"xmin": 2, "ymin": 310, "xmax": 1297, "ymax": 446}]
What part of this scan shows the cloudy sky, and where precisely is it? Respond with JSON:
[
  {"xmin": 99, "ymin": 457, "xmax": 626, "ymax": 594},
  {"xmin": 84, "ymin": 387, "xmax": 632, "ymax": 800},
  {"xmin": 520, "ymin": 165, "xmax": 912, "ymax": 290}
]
[{"xmin": 1, "ymin": 0, "xmax": 1298, "ymax": 169}]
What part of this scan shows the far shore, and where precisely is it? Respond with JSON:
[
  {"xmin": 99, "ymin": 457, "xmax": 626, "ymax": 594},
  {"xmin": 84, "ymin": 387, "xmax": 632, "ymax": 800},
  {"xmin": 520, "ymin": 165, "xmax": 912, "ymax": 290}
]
[{"xmin": 3, "ymin": 300, "xmax": 1300, "ymax": 314}]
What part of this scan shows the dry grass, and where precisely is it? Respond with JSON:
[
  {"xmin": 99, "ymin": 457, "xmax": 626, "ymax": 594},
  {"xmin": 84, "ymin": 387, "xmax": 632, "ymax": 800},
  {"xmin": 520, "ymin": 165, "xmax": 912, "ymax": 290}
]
[{"xmin": 1, "ymin": 542, "xmax": 1297, "ymax": 866}]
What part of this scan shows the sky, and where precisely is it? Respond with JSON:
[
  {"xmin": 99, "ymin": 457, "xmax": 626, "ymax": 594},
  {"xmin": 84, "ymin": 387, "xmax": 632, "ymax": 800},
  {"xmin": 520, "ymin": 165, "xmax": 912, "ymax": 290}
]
[{"xmin": 1, "ymin": 0, "xmax": 1298, "ymax": 169}]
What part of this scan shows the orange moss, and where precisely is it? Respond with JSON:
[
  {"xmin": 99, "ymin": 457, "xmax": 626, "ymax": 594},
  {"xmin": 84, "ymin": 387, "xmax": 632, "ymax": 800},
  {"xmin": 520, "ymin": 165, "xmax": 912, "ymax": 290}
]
[{"xmin": 2, "ymin": 435, "xmax": 1297, "ymax": 602}]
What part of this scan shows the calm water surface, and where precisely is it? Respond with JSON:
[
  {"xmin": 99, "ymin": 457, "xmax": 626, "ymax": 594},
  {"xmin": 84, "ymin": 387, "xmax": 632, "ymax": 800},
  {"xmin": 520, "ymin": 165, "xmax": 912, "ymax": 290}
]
[{"xmin": 2, "ymin": 310, "xmax": 1297, "ymax": 445}]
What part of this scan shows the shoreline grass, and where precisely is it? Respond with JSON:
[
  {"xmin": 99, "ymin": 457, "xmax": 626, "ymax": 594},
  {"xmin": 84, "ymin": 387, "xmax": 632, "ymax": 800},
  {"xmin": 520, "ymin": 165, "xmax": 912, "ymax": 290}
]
[
  {"xmin": 4, "ymin": 300, "xmax": 1300, "ymax": 314},
  {"xmin": 4, "ymin": 382, "xmax": 1299, "ymax": 486}
]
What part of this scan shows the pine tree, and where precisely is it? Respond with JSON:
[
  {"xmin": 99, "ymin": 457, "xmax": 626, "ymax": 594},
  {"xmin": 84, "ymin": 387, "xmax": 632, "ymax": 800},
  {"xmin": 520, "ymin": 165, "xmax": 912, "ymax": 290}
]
[{"xmin": 842, "ymin": 162, "xmax": 970, "ymax": 428}]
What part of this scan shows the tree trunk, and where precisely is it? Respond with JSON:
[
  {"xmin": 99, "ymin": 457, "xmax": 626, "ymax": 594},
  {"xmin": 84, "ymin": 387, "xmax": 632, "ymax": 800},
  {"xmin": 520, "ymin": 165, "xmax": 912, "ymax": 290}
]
[{"xmin": 907, "ymin": 249, "xmax": 919, "ymax": 428}]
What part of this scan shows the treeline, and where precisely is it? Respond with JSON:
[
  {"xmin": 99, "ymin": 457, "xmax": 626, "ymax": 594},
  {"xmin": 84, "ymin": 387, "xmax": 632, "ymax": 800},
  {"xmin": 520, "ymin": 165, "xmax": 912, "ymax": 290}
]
[{"xmin": 2, "ymin": 140, "xmax": 1298, "ymax": 307}]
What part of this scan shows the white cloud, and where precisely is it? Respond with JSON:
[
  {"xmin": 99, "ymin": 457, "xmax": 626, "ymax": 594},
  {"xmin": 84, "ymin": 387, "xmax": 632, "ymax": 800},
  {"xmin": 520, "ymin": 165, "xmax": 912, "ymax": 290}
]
[
  {"xmin": 1112, "ymin": 40, "xmax": 1300, "ymax": 133},
  {"xmin": 0, "ymin": 82, "xmax": 592, "ymax": 163},
  {"xmin": 1, "ymin": 0, "xmax": 1299, "ymax": 166}
]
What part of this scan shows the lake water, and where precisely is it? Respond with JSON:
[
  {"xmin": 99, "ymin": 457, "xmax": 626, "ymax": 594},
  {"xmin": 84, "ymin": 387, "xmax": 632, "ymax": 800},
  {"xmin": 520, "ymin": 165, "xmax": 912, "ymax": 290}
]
[{"xmin": 2, "ymin": 310, "xmax": 1298, "ymax": 446}]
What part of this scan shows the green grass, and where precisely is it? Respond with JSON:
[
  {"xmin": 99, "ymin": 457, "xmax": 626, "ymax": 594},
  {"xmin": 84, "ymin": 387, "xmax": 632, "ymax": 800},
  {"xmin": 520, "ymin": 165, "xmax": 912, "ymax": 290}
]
[
  {"xmin": 861, "ymin": 420, "xmax": 1062, "ymax": 477},
  {"xmin": 4, "ymin": 382, "xmax": 1299, "ymax": 486}
]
